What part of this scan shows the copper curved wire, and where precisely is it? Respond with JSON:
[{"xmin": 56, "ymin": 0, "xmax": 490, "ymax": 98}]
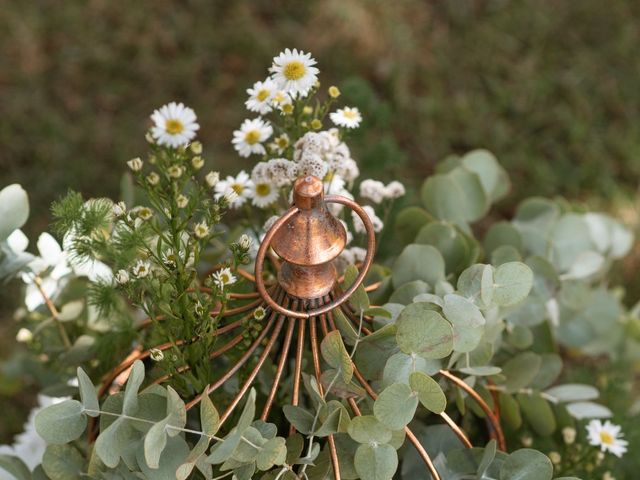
[
  {"xmin": 439, "ymin": 370, "xmax": 506, "ymax": 451},
  {"xmin": 218, "ymin": 314, "xmax": 287, "ymax": 426},
  {"xmin": 261, "ymin": 317, "xmax": 296, "ymax": 421},
  {"xmin": 185, "ymin": 288, "xmax": 286, "ymax": 411}
]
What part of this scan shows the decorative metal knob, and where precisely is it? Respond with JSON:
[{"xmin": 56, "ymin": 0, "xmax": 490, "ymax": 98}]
[{"xmin": 254, "ymin": 176, "xmax": 376, "ymax": 319}]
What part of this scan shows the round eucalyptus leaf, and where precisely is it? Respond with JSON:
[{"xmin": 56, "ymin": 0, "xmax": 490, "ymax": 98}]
[
  {"xmin": 35, "ymin": 399, "xmax": 87, "ymax": 444},
  {"xmin": 493, "ymin": 262, "xmax": 534, "ymax": 307},
  {"xmin": 516, "ymin": 393, "xmax": 556, "ymax": 437},
  {"xmin": 373, "ymin": 383, "xmax": 419, "ymax": 430},
  {"xmin": 0, "ymin": 454, "xmax": 31, "ymax": 480},
  {"xmin": 396, "ymin": 303, "xmax": 453, "ymax": 359},
  {"xmin": 500, "ymin": 448, "xmax": 553, "ymax": 480},
  {"xmin": 382, "ymin": 352, "xmax": 440, "ymax": 388},
  {"xmin": 392, "ymin": 244, "xmax": 445, "ymax": 288},
  {"xmin": 321, "ymin": 330, "xmax": 353, "ymax": 384},
  {"xmin": 484, "ymin": 221, "xmax": 523, "ymax": 256},
  {"xmin": 42, "ymin": 445, "xmax": 85, "ymax": 480},
  {"xmin": 409, "ymin": 372, "xmax": 446, "ymax": 413},
  {"xmin": 457, "ymin": 264, "xmax": 494, "ymax": 307},
  {"xmin": 256, "ymin": 437, "xmax": 287, "ymax": 471},
  {"xmin": 0, "ymin": 184, "xmax": 29, "ymax": 241},
  {"xmin": 354, "ymin": 443, "xmax": 398, "ymax": 480},
  {"xmin": 415, "ymin": 222, "xmax": 470, "ymax": 274},
  {"xmin": 137, "ymin": 435, "xmax": 190, "ymax": 480},
  {"xmin": 502, "ymin": 352, "xmax": 542, "ymax": 393},
  {"xmin": 461, "ymin": 149, "xmax": 510, "ymax": 203},
  {"xmin": 491, "ymin": 245, "xmax": 522, "ymax": 265},
  {"xmin": 389, "ymin": 280, "xmax": 431, "ymax": 305},
  {"xmin": 394, "ymin": 206, "xmax": 433, "ymax": 246},
  {"xmin": 442, "ymin": 294, "xmax": 485, "ymax": 353},
  {"xmin": 348, "ymin": 415, "xmax": 393, "ymax": 444}
]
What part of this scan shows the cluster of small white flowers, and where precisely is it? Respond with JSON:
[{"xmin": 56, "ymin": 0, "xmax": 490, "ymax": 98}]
[
  {"xmin": 352, "ymin": 205, "xmax": 384, "ymax": 234},
  {"xmin": 339, "ymin": 246, "xmax": 368, "ymax": 265},
  {"xmin": 359, "ymin": 179, "xmax": 406, "ymax": 204}
]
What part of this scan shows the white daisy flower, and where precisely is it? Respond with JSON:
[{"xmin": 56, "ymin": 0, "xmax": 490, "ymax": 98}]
[
  {"xmin": 586, "ymin": 420, "xmax": 628, "ymax": 458},
  {"xmin": 250, "ymin": 180, "xmax": 279, "ymax": 208},
  {"xmin": 212, "ymin": 267, "xmax": 237, "ymax": 289},
  {"xmin": 253, "ymin": 306, "xmax": 267, "ymax": 320},
  {"xmin": 330, "ymin": 106, "xmax": 362, "ymax": 129},
  {"xmin": 269, "ymin": 133, "xmax": 290, "ymax": 155},
  {"xmin": 150, "ymin": 102, "xmax": 200, "ymax": 148},
  {"xmin": 215, "ymin": 171, "xmax": 254, "ymax": 208},
  {"xmin": 223, "ymin": 190, "xmax": 239, "ymax": 206},
  {"xmin": 245, "ymin": 78, "xmax": 277, "ymax": 114},
  {"xmin": 232, "ymin": 118, "xmax": 273, "ymax": 157},
  {"xmin": 150, "ymin": 348, "xmax": 164, "ymax": 362},
  {"xmin": 193, "ymin": 221, "xmax": 210, "ymax": 239},
  {"xmin": 115, "ymin": 269, "xmax": 129, "ymax": 284},
  {"xmin": 162, "ymin": 248, "xmax": 178, "ymax": 268},
  {"xmin": 352, "ymin": 205, "xmax": 383, "ymax": 234},
  {"xmin": 359, "ymin": 179, "xmax": 386, "ymax": 204},
  {"xmin": 132, "ymin": 260, "xmax": 151, "ymax": 278},
  {"xmin": 269, "ymin": 48, "xmax": 319, "ymax": 98}
]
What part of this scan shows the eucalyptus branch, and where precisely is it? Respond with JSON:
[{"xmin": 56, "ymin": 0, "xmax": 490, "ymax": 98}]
[{"xmin": 32, "ymin": 274, "xmax": 72, "ymax": 349}]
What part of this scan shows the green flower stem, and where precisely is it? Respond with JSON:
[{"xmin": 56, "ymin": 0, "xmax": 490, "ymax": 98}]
[{"xmin": 33, "ymin": 274, "xmax": 72, "ymax": 350}]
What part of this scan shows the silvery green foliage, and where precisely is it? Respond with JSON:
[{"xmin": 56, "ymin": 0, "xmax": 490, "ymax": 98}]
[{"xmin": 0, "ymin": 184, "xmax": 34, "ymax": 280}]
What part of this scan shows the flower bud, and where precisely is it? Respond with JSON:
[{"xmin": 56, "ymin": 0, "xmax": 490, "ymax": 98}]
[{"xmin": 127, "ymin": 157, "xmax": 143, "ymax": 172}]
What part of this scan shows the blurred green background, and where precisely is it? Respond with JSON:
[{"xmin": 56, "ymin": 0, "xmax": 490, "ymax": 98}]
[{"xmin": 1, "ymin": 0, "xmax": 640, "ymax": 456}]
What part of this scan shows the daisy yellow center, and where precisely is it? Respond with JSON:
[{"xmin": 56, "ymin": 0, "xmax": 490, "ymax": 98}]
[
  {"xmin": 256, "ymin": 183, "xmax": 271, "ymax": 197},
  {"xmin": 232, "ymin": 183, "xmax": 244, "ymax": 194},
  {"xmin": 276, "ymin": 137, "xmax": 289, "ymax": 148},
  {"xmin": 245, "ymin": 129, "xmax": 261, "ymax": 145},
  {"xmin": 343, "ymin": 109, "xmax": 358, "ymax": 119},
  {"xmin": 600, "ymin": 432, "xmax": 615, "ymax": 445},
  {"xmin": 220, "ymin": 273, "xmax": 230, "ymax": 283},
  {"xmin": 165, "ymin": 119, "xmax": 184, "ymax": 135},
  {"xmin": 283, "ymin": 61, "xmax": 306, "ymax": 81},
  {"xmin": 256, "ymin": 89, "xmax": 270, "ymax": 101}
]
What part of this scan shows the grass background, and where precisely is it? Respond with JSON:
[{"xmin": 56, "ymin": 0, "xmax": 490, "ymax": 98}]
[{"xmin": 1, "ymin": 0, "xmax": 639, "ymax": 472}]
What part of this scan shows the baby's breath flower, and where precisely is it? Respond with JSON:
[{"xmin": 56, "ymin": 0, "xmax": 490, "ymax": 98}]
[
  {"xmin": 212, "ymin": 267, "xmax": 237, "ymax": 290},
  {"xmin": 146, "ymin": 172, "xmax": 160, "ymax": 186},
  {"xmin": 191, "ymin": 156, "xmax": 204, "ymax": 170},
  {"xmin": 190, "ymin": 141, "xmax": 202, "ymax": 154},
  {"xmin": 137, "ymin": 207, "xmax": 153, "ymax": 221},
  {"xmin": 132, "ymin": 260, "xmax": 151, "ymax": 278},
  {"xmin": 270, "ymin": 48, "xmax": 319, "ymax": 98},
  {"xmin": 232, "ymin": 118, "xmax": 273, "ymax": 157},
  {"xmin": 176, "ymin": 194, "xmax": 189, "ymax": 209},
  {"xmin": 127, "ymin": 157, "xmax": 143, "ymax": 172},
  {"xmin": 150, "ymin": 348, "xmax": 164, "ymax": 362},
  {"xmin": 115, "ymin": 269, "xmax": 130, "ymax": 284},
  {"xmin": 562, "ymin": 426, "xmax": 576, "ymax": 445},
  {"xmin": 150, "ymin": 102, "xmax": 200, "ymax": 148},
  {"xmin": 16, "ymin": 328, "xmax": 33, "ymax": 343},
  {"xmin": 113, "ymin": 201, "xmax": 127, "ymax": 217},
  {"xmin": 194, "ymin": 221, "xmax": 209, "ymax": 239},
  {"xmin": 330, "ymin": 106, "xmax": 362, "ymax": 129},
  {"xmin": 167, "ymin": 165, "xmax": 183, "ymax": 179},
  {"xmin": 205, "ymin": 171, "xmax": 220, "ymax": 188},
  {"xmin": 359, "ymin": 179, "xmax": 387, "ymax": 204},
  {"xmin": 384, "ymin": 180, "xmax": 406, "ymax": 199},
  {"xmin": 352, "ymin": 205, "xmax": 383, "ymax": 233},
  {"xmin": 253, "ymin": 306, "xmax": 266, "ymax": 320},
  {"xmin": 311, "ymin": 119, "xmax": 322, "ymax": 130},
  {"xmin": 328, "ymin": 85, "xmax": 341, "ymax": 98}
]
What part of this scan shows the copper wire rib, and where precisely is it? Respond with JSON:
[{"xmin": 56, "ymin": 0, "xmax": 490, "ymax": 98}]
[{"xmin": 261, "ymin": 317, "xmax": 296, "ymax": 421}]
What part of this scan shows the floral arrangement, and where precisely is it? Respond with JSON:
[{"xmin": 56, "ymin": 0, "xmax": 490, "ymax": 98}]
[{"xmin": 0, "ymin": 49, "xmax": 636, "ymax": 480}]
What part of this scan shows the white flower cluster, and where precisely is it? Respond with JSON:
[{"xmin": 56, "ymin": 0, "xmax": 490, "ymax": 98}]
[
  {"xmin": 359, "ymin": 179, "xmax": 406, "ymax": 204},
  {"xmin": 293, "ymin": 130, "xmax": 359, "ymax": 186}
]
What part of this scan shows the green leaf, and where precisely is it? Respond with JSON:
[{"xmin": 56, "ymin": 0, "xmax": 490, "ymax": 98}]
[
  {"xmin": 382, "ymin": 352, "xmax": 440, "ymax": 388},
  {"xmin": 394, "ymin": 206, "xmax": 433, "ymax": 246},
  {"xmin": 95, "ymin": 416, "xmax": 126, "ymax": 468},
  {"xmin": 500, "ymin": 449, "xmax": 553, "ymax": 480},
  {"xmin": 42, "ymin": 444, "xmax": 85, "ymax": 480},
  {"xmin": 389, "ymin": 280, "xmax": 431, "ymax": 305},
  {"xmin": 530, "ymin": 354, "xmax": 563, "ymax": 390},
  {"xmin": 176, "ymin": 435, "xmax": 211, "ymax": 480},
  {"xmin": 544, "ymin": 384, "xmax": 599, "ymax": 403},
  {"xmin": 283, "ymin": 405, "xmax": 316, "ymax": 435},
  {"xmin": 137, "ymin": 435, "xmax": 190, "ymax": 480},
  {"xmin": 502, "ymin": 352, "xmax": 542, "ymax": 393},
  {"xmin": 0, "ymin": 184, "xmax": 29, "ymax": 241},
  {"xmin": 421, "ymin": 165, "xmax": 488, "ymax": 223},
  {"xmin": 122, "ymin": 360, "xmax": 145, "ymax": 415},
  {"xmin": 0, "ymin": 454, "xmax": 31, "ymax": 480},
  {"xmin": 459, "ymin": 366, "xmax": 501, "ymax": 377},
  {"xmin": 256, "ymin": 437, "xmax": 287, "ymax": 471},
  {"xmin": 415, "ymin": 222, "xmax": 470, "ymax": 274},
  {"xmin": 332, "ymin": 308, "xmax": 359, "ymax": 345},
  {"xmin": 237, "ymin": 388, "xmax": 256, "ymax": 431},
  {"xmin": 57, "ymin": 300, "xmax": 85, "ymax": 321},
  {"xmin": 144, "ymin": 418, "xmax": 169, "ymax": 468},
  {"xmin": 354, "ymin": 443, "xmax": 398, "ymax": 480},
  {"xmin": 77, "ymin": 367, "xmax": 99, "ymax": 415},
  {"xmin": 206, "ymin": 427, "xmax": 243, "ymax": 464},
  {"xmin": 461, "ymin": 149, "xmax": 510, "ymax": 203},
  {"xmin": 395, "ymin": 303, "xmax": 453, "ymax": 359},
  {"xmin": 499, "ymin": 393, "xmax": 522, "ymax": 430},
  {"xmin": 348, "ymin": 415, "xmax": 393, "ymax": 444},
  {"xmin": 344, "ymin": 264, "xmax": 370, "ymax": 313},
  {"xmin": 321, "ymin": 330, "xmax": 354, "ymax": 384},
  {"xmin": 517, "ymin": 393, "xmax": 556, "ymax": 436},
  {"xmin": 35, "ymin": 399, "xmax": 87, "ymax": 444},
  {"xmin": 165, "ymin": 386, "xmax": 187, "ymax": 436},
  {"xmin": 200, "ymin": 393, "xmax": 220, "ymax": 436},
  {"xmin": 565, "ymin": 401, "xmax": 612, "ymax": 419},
  {"xmin": 477, "ymin": 439, "xmax": 497, "ymax": 480},
  {"xmin": 392, "ymin": 244, "xmax": 445, "ymax": 288},
  {"xmin": 493, "ymin": 262, "xmax": 534, "ymax": 307},
  {"xmin": 457, "ymin": 264, "xmax": 494, "ymax": 307},
  {"xmin": 484, "ymin": 222, "xmax": 523, "ymax": 257},
  {"xmin": 442, "ymin": 294, "xmax": 486, "ymax": 353},
  {"xmin": 373, "ymin": 383, "xmax": 419, "ymax": 430},
  {"xmin": 409, "ymin": 372, "xmax": 446, "ymax": 413}
]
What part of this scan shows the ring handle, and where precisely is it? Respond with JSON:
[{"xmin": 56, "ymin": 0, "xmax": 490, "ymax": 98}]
[{"xmin": 254, "ymin": 195, "xmax": 376, "ymax": 319}]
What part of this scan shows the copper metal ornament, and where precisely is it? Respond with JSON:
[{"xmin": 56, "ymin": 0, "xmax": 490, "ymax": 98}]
[{"xmin": 95, "ymin": 175, "xmax": 506, "ymax": 480}]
